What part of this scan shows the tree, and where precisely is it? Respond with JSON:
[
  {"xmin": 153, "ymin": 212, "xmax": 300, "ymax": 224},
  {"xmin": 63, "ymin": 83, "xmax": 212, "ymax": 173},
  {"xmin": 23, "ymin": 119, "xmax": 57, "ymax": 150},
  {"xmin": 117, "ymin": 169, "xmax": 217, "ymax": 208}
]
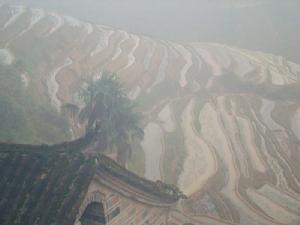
[
  {"xmin": 79, "ymin": 72, "xmax": 143, "ymax": 166},
  {"xmin": 61, "ymin": 103, "xmax": 79, "ymax": 121},
  {"xmin": 61, "ymin": 103, "xmax": 80, "ymax": 139}
]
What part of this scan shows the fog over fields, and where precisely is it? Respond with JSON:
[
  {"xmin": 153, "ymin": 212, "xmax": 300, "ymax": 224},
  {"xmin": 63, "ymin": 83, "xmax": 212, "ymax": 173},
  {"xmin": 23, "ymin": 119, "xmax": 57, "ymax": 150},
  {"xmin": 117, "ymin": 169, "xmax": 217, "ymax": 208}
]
[
  {"xmin": 0, "ymin": 1, "xmax": 300, "ymax": 225},
  {"xmin": 8, "ymin": 0, "xmax": 300, "ymax": 63}
]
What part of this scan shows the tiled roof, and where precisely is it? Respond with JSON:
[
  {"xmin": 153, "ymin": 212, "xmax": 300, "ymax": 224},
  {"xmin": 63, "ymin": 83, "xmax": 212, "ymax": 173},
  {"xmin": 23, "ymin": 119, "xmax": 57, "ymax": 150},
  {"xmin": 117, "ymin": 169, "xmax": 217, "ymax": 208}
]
[
  {"xmin": 0, "ymin": 145, "xmax": 94, "ymax": 225},
  {"xmin": 0, "ymin": 137, "xmax": 182, "ymax": 225}
]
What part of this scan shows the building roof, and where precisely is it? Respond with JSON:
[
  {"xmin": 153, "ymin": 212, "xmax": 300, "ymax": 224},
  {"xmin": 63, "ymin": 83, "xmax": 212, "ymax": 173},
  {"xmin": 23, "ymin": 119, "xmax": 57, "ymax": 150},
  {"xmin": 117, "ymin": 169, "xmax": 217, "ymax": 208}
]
[
  {"xmin": 0, "ymin": 145, "xmax": 94, "ymax": 225},
  {"xmin": 0, "ymin": 137, "xmax": 183, "ymax": 225}
]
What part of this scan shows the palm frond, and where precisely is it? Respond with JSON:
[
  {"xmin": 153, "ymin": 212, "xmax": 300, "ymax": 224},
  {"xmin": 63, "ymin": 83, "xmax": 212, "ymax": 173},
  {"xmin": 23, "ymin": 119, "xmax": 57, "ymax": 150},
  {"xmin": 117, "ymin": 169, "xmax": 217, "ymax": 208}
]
[{"xmin": 78, "ymin": 72, "xmax": 144, "ymax": 164}]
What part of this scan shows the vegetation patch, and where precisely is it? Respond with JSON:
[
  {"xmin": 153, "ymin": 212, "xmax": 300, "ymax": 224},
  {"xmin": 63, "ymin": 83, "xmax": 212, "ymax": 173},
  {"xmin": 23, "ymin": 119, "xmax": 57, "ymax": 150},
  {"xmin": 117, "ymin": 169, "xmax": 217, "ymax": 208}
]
[{"xmin": 0, "ymin": 63, "xmax": 69, "ymax": 144}]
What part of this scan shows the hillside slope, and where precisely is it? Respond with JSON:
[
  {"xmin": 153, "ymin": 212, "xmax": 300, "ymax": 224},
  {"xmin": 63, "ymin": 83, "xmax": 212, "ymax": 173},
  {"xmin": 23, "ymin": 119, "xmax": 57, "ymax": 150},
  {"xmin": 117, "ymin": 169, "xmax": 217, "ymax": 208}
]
[
  {"xmin": 0, "ymin": 4, "xmax": 300, "ymax": 225},
  {"xmin": 9, "ymin": 0, "xmax": 300, "ymax": 63}
]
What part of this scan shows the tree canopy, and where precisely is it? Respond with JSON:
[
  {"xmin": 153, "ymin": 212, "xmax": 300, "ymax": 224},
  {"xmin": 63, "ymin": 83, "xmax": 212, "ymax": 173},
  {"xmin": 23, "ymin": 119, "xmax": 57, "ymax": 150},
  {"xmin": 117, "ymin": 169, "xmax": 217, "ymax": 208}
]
[{"xmin": 79, "ymin": 72, "xmax": 144, "ymax": 165}]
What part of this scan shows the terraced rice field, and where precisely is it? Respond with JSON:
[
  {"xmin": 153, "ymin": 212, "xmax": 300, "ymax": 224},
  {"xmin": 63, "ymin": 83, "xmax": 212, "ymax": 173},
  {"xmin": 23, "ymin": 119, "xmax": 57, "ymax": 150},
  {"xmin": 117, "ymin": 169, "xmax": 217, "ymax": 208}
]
[{"xmin": 1, "ymin": 4, "xmax": 300, "ymax": 225}]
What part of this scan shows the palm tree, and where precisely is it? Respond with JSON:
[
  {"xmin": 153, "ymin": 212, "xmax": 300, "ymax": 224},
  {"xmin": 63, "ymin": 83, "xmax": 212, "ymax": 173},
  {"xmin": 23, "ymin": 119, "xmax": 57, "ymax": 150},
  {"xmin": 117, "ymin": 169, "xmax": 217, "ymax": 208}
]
[{"xmin": 79, "ymin": 72, "xmax": 143, "ymax": 166}]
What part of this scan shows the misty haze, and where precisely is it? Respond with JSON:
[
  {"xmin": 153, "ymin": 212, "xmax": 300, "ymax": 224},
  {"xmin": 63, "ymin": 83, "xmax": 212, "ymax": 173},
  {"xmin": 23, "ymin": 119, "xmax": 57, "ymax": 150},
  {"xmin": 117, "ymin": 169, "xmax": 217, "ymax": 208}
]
[{"xmin": 0, "ymin": 0, "xmax": 299, "ymax": 225}]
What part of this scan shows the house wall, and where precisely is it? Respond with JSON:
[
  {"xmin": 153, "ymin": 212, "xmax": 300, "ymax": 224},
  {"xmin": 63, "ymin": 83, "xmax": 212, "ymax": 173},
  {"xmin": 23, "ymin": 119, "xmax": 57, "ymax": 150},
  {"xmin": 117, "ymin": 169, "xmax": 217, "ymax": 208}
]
[{"xmin": 74, "ymin": 178, "xmax": 172, "ymax": 225}]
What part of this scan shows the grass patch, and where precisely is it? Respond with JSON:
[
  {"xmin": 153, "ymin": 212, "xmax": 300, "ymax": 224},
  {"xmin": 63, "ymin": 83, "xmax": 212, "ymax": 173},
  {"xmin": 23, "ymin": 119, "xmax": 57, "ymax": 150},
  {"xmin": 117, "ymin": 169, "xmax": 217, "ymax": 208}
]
[{"xmin": 0, "ymin": 63, "xmax": 69, "ymax": 144}]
